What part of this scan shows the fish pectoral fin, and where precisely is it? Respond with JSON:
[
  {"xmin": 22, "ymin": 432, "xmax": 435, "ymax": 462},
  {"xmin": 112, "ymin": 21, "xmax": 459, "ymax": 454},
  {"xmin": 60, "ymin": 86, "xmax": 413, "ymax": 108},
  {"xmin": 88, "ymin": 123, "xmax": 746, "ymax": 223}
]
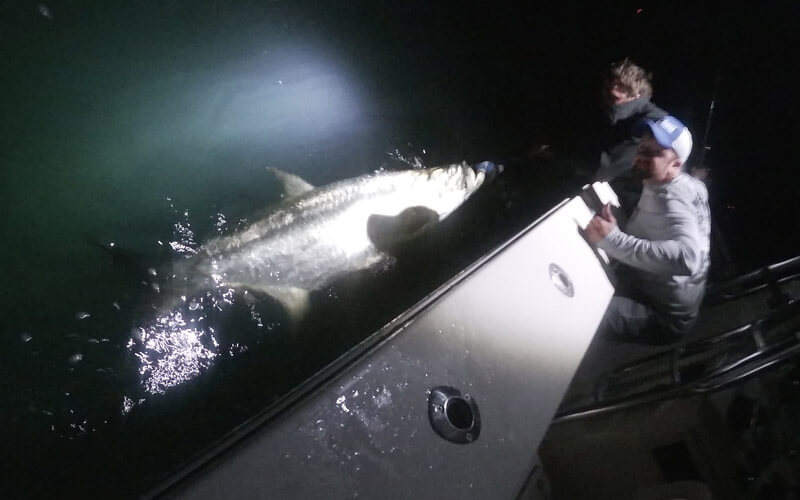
[
  {"xmin": 266, "ymin": 167, "xmax": 315, "ymax": 198},
  {"xmin": 239, "ymin": 284, "xmax": 311, "ymax": 324},
  {"xmin": 367, "ymin": 206, "xmax": 440, "ymax": 250}
]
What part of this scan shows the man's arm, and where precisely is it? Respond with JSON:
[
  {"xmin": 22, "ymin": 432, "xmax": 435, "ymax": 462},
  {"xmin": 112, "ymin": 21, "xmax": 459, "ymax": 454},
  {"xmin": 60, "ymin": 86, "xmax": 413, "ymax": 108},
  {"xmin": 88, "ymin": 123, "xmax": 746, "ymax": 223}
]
[{"xmin": 595, "ymin": 198, "xmax": 704, "ymax": 276}]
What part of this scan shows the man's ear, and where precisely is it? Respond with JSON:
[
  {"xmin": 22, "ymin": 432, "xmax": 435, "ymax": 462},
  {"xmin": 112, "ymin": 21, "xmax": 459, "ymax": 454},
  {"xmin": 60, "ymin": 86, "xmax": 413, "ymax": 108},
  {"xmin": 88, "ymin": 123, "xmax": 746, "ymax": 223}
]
[{"xmin": 670, "ymin": 150, "xmax": 683, "ymax": 170}]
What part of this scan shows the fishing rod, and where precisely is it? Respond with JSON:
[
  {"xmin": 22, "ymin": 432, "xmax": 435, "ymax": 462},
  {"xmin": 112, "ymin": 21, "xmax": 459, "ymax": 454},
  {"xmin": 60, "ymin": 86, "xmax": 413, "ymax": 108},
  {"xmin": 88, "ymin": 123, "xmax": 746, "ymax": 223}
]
[{"xmin": 698, "ymin": 67, "xmax": 722, "ymax": 168}]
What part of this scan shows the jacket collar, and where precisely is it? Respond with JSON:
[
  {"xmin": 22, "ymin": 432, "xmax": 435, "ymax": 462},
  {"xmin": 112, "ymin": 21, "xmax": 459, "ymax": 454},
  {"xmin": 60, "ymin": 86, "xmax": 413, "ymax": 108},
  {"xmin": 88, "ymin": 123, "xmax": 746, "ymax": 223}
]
[{"xmin": 607, "ymin": 95, "xmax": 652, "ymax": 124}]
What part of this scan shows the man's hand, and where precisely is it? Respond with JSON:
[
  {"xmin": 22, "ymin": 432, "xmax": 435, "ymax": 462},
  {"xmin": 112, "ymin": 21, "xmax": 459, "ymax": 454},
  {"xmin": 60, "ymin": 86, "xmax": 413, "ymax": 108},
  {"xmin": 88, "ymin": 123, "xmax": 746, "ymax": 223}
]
[{"xmin": 584, "ymin": 203, "xmax": 617, "ymax": 244}]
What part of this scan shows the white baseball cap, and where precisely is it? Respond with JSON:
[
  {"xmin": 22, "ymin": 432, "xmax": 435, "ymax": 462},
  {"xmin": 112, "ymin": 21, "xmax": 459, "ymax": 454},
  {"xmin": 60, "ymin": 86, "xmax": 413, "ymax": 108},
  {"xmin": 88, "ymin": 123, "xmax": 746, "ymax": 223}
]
[{"xmin": 635, "ymin": 115, "xmax": 693, "ymax": 165}]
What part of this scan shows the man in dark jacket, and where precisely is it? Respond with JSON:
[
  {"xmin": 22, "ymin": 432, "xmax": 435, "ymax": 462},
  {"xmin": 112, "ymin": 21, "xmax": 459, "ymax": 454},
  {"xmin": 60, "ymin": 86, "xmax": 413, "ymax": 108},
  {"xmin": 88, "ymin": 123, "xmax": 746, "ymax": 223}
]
[{"xmin": 594, "ymin": 58, "xmax": 668, "ymax": 214}]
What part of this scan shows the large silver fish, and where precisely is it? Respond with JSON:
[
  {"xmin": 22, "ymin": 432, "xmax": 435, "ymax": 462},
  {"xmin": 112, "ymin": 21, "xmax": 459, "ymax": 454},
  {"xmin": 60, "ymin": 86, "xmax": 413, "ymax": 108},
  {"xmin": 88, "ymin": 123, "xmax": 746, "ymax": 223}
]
[
  {"xmin": 167, "ymin": 162, "xmax": 494, "ymax": 322},
  {"xmin": 123, "ymin": 161, "xmax": 494, "ymax": 396}
]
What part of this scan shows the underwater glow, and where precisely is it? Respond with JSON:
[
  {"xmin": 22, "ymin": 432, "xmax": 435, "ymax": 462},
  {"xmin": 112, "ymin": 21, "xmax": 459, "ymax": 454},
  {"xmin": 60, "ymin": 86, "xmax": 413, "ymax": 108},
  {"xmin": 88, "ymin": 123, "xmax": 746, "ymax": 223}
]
[{"xmin": 112, "ymin": 40, "xmax": 371, "ymax": 170}]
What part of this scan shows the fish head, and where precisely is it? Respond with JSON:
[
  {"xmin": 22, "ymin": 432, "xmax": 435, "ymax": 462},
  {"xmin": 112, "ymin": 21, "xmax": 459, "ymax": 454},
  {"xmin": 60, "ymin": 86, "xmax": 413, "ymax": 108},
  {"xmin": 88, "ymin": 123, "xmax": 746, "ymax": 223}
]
[
  {"xmin": 427, "ymin": 162, "xmax": 485, "ymax": 194},
  {"xmin": 405, "ymin": 162, "xmax": 490, "ymax": 220},
  {"xmin": 365, "ymin": 162, "xmax": 493, "ymax": 250}
]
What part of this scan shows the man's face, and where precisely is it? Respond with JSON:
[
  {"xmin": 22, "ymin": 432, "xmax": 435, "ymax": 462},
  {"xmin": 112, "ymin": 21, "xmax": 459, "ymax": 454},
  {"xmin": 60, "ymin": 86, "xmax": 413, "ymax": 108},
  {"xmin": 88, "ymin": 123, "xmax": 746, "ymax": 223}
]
[
  {"xmin": 605, "ymin": 78, "xmax": 637, "ymax": 106},
  {"xmin": 634, "ymin": 135, "xmax": 681, "ymax": 184}
]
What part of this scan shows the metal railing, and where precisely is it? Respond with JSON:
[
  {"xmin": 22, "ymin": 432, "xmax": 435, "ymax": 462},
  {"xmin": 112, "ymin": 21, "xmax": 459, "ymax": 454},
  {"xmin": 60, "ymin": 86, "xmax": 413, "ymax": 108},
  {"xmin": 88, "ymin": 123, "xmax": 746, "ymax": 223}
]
[
  {"xmin": 553, "ymin": 256, "xmax": 800, "ymax": 424},
  {"xmin": 704, "ymin": 256, "xmax": 800, "ymax": 307}
]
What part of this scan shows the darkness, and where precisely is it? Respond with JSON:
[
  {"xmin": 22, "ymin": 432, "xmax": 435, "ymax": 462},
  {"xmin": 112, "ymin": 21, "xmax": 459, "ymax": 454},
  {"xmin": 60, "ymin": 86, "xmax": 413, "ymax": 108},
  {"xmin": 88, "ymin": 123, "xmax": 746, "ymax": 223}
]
[{"xmin": 1, "ymin": 1, "xmax": 799, "ymax": 498}]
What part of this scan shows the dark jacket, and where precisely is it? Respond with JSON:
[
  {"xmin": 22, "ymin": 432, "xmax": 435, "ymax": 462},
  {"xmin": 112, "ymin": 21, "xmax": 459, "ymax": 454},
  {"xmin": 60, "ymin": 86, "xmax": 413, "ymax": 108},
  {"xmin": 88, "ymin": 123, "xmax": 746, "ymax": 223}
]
[{"xmin": 592, "ymin": 96, "xmax": 667, "ymax": 215}]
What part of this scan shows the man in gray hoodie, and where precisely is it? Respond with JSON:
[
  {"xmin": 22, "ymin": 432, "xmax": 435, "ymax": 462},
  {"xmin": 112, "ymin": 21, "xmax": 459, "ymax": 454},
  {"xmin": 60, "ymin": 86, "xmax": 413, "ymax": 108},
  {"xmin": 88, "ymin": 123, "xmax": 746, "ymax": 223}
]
[{"xmin": 585, "ymin": 115, "xmax": 710, "ymax": 344}]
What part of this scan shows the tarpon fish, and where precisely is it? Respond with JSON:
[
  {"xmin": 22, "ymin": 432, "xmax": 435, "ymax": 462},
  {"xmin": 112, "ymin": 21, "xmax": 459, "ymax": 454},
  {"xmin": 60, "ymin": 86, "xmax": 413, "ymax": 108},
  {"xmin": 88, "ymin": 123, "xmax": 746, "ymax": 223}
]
[
  {"xmin": 165, "ymin": 162, "xmax": 495, "ymax": 322},
  {"xmin": 117, "ymin": 161, "xmax": 495, "ymax": 396}
]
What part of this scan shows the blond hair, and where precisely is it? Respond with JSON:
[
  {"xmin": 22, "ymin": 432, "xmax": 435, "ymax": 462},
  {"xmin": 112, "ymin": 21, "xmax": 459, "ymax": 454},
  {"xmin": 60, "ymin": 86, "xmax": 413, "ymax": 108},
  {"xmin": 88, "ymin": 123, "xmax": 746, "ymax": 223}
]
[{"xmin": 606, "ymin": 58, "xmax": 653, "ymax": 98}]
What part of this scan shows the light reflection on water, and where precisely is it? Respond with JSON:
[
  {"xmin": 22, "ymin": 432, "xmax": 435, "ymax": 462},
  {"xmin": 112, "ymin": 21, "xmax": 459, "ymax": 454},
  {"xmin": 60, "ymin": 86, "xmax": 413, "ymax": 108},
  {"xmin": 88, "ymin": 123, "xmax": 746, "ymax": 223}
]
[
  {"xmin": 129, "ymin": 309, "xmax": 218, "ymax": 397},
  {"xmin": 122, "ymin": 204, "xmax": 280, "ymax": 408}
]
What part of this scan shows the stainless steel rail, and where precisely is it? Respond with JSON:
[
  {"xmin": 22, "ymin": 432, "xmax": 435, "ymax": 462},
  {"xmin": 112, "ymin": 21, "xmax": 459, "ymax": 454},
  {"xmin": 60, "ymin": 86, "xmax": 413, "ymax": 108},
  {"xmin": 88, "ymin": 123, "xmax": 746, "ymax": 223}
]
[{"xmin": 553, "ymin": 257, "xmax": 800, "ymax": 424}]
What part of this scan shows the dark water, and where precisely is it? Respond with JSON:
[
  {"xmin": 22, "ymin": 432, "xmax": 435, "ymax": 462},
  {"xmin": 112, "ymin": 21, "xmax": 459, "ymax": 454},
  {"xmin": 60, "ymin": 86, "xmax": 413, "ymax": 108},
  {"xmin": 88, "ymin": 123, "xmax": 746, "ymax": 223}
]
[{"xmin": 2, "ymin": 1, "xmax": 798, "ymax": 497}]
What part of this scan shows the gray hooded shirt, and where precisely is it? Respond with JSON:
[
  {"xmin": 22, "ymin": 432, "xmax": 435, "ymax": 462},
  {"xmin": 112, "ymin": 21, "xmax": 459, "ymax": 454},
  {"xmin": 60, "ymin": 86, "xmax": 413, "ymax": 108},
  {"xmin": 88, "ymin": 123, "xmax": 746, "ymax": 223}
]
[{"xmin": 597, "ymin": 173, "xmax": 711, "ymax": 334}]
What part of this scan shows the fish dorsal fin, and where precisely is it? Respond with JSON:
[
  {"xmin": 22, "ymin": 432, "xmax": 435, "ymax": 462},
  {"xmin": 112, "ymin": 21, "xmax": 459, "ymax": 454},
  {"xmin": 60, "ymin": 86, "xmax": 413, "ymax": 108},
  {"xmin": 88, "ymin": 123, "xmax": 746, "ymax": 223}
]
[
  {"xmin": 266, "ymin": 167, "xmax": 315, "ymax": 198},
  {"xmin": 367, "ymin": 206, "xmax": 440, "ymax": 251}
]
